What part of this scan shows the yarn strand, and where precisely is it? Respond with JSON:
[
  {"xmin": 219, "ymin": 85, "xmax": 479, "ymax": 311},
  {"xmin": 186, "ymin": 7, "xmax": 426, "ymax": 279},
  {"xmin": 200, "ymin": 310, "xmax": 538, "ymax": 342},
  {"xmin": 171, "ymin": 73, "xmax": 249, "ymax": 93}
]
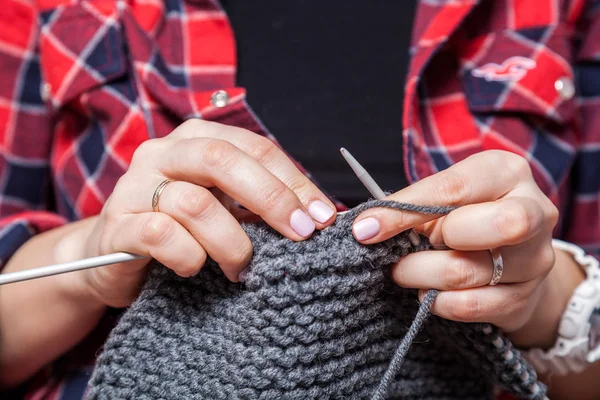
[{"xmin": 371, "ymin": 289, "xmax": 439, "ymax": 400}]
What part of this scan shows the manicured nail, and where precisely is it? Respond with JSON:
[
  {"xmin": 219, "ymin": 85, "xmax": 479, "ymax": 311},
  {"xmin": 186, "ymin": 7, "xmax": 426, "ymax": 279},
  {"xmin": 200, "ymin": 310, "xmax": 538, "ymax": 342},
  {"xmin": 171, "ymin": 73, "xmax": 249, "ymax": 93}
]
[
  {"xmin": 353, "ymin": 217, "xmax": 380, "ymax": 241},
  {"xmin": 308, "ymin": 200, "xmax": 335, "ymax": 223},
  {"xmin": 290, "ymin": 209, "xmax": 316, "ymax": 237}
]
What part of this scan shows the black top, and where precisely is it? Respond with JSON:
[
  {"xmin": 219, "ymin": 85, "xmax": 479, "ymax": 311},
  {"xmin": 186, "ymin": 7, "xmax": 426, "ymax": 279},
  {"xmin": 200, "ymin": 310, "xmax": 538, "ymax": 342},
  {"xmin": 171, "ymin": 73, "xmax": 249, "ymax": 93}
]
[{"xmin": 221, "ymin": 1, "xmax": 417, "ymax": 206}]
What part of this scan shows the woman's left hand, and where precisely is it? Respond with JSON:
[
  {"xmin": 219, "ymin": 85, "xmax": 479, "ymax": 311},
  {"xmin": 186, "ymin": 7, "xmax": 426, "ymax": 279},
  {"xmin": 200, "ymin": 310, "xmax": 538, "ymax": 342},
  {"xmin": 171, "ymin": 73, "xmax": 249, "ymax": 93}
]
[{"xmin": 351, "ymin": 150, "xmax": 576, "ymax": 340}]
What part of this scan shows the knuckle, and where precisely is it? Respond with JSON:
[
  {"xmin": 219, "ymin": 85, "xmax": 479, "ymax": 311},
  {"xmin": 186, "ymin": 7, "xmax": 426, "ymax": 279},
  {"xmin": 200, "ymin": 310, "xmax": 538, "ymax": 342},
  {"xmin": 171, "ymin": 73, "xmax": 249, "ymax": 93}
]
[
  {"xmin": 451, "ymin": 292, "xmax": 481, "ymax": 322},
  {"xmin": 445, "ymin": 256, "xmax": 475, "ymax": 289},
  {"xmin": 479, "ymin": 149, "xmax": 506, "ymax": 166},
  {"xmin": 173, "ymin": 118, "xmax": 207, "ymax": 138},
  {"xmin": 495, "ymin": 202, "xmax": 531, "ymax": 243},
  {"xmin": 176, "ymin": 187, "xmax": 217, "ymax": 220},
  {"xmin": 176, "ymin": 266, "xmax": 200, "ymax": 278},
  {"xmin": 179, "ymin": 252, "xmax": 207, "ymax": 277},
  {"xmin": 228, "ymin": 239, "xmax": 253, "ymax": 268},
  {"xmin": 107, "ymin": 176, "xmax": 134, "ymax": 210},
  {"xmin": 180, "ymin": 118, "xmax": 204, "ymax": 131},
  {"xmin": 261, "ymin": 183, "xmax": 290, "ymax": 211},
  {"xmin": 177, "ymin": 247, "xmax": 208, "ymax": 277},
  {"xmin": 169, "ymin": 118, "xmax": 207, "ymax": 140},
  {"xmin": 537, "ymin": 244, "xmax": 556, "ymax": 274},
  {"xmin": 112, "ymin": 173, "xmax": 129, "ymax": 191},
  {"xmin": 139, "ymin": 213, "xmax": 174, "ymax": 247},
  {"xmin": 544, "ymin": 200, "xmax": 560, "ymax": 228},
  {"xmin": 248, "ymin": 136, "xmax": 279, "ymax": 166},
  {"xmin": 131, "ymin": 139, "xmax": 161, "ymax": 164},
  {"xmin": 435, "ymin": 171, "xmax": 470, "ymax": 206},
  {"xmin": 194, "ymin": 252, "xmax": 208, "ymax": 273},
  {"xmin": 506, "ymin": 153, "xmax": 532, "ymax": 177},
  {"xmin": 508, "ymin": 291, "xmax": 529, "ymax": 316},
  {"xmin": 392, "ymin": 212, "xmax": 410, "ymax": 233},
  {"xmin": 201, "ymin": 139, "xmax": 237, "ymax": 169},
  {"xmin": 287, "ymin": 177, "xmax": 314, "ymax": 198}
]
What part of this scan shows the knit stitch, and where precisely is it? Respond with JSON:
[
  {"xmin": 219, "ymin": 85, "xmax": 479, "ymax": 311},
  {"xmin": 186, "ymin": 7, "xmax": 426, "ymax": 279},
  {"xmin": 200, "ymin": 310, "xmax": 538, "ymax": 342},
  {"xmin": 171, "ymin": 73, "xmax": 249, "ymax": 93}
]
[{"xmin": 87, "ymin": 200, "xmax": 546, "ymax": 399}]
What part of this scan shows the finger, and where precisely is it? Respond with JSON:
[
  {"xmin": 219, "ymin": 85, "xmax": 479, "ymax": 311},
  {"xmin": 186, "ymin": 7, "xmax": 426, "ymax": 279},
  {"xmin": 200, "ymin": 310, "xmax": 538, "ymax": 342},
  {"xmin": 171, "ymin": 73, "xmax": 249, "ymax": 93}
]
[
  {"xmin": 155, "ymin": 181, "xmax": 253, "ymax": 281},
  {"xmin": 169, "ymin": 119, "xmax": 337, "ymax": 226},
  {"xmin": 492, "ymin": 236, "xmax": 556, "ymax": 283},
  {"xmin": 439, "ymin": 196, "xmax": 546, "ymax": 249},
  {"xmin": 418, "ymin": 280, "xmax": 541, "ymax": 330},
  {"xmin": 133, "ymin": 139, "xmax": 319, "ymax": 240},
  {"xmin": 391, "ymin": 242, "xmax": 553, "ymax": 290},
  {"xmin": 109, "ymin": 212, "xmax": 207, "ymax": 278},
  {"xmin": 209, "ymin": 188, "xmax": 259, "ymax": 221},
  {"xmin": 391, "ymin": 250, "xmax": 495, "ymax": 290},
  {"xmin": 352, "ymin": 150, "xmax": 530, "ymax": 243}
]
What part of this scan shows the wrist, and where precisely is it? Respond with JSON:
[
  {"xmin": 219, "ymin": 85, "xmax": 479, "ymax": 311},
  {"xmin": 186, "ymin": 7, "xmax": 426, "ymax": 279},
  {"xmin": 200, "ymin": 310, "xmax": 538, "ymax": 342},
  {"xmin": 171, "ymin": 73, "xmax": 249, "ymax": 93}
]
[
  {"xmin": 55, "ymin": 268, "xmax": 107, "ymax": 314},
  {"xmin": 507, "ymin": 246, "xmax": 585, "ymax": 349},
  {"xmin": 54, "ymin": 216, "xmax": 106, "ymax": 311}
]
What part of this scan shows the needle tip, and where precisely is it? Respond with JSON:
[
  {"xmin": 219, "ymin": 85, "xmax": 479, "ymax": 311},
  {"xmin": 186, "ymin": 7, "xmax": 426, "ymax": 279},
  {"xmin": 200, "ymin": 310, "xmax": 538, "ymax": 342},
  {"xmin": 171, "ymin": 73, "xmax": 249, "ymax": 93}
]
[{"xmin": 339, "ymin": 147, "xmax": 361, "ymax": 173}]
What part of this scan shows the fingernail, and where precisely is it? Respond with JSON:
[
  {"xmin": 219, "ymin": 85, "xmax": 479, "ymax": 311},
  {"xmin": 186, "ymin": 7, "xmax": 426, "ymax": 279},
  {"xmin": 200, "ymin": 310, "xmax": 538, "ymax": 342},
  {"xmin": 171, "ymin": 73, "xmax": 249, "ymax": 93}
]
[
  {"xmin": 290, "ymin": 209, "xmax": 316, "ymax": 237},
  {"xmin": 308, "ymin": 200, "xmax": 335, "ymax": 223},
  {"xmin": 353, "ymin": 217, "xmax": 380, "ymax": 241}
]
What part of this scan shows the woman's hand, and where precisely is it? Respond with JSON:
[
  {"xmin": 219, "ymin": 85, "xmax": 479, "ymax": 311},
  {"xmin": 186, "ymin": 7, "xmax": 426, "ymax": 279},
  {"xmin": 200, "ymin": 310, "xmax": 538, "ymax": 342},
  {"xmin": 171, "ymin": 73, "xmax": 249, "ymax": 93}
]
[
  {"xmin": 80, "ymin": 119, "xmax": 337, "ymax": 308},
  {"xmin": 351, "ymin": 150, "xmax": 581, "ymax": 345}
]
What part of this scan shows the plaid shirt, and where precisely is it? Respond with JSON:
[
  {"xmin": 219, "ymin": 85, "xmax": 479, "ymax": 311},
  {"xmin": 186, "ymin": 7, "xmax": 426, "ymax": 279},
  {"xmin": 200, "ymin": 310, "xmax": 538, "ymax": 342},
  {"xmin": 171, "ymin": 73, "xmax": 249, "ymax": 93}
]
[{"xmin": 1, "ymin": 0, "xmax": 598, "ymax": 398}]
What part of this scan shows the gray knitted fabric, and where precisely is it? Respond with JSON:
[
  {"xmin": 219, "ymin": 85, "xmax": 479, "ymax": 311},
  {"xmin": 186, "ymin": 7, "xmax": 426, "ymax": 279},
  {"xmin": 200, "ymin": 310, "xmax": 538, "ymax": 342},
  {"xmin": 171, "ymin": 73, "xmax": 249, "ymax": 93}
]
[{"xmin": 87, "ymin": 200, "xmax": 547, "ymax": 400}]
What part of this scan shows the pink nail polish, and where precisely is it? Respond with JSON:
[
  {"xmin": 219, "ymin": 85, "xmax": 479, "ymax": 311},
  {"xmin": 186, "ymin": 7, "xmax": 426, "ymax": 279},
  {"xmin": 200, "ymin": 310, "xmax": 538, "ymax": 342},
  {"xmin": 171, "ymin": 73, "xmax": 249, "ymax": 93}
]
[
  {"xmin": 353, "ymin": 217, "xmax": 380, "ymax": 241},
  {"xmin": 290, "ymin": 209, "xmax": 316, "ymax": 237},
  {"xmin": 308, "ymin": 200, "xmax": 335, "ymax": 223}
]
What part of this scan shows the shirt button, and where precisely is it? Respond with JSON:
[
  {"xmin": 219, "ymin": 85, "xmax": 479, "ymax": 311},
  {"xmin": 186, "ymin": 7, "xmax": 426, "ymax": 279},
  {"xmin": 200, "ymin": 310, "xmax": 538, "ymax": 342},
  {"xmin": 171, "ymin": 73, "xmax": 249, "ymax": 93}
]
[
  {"xmin": 40, "ymin": 82, "xmax": 51, "ymax": 102},
  {"xmin": 210, "ymin": 90, "xmax": 229, "ymax": 108},
  {"xmin": 554, "ymin": 77, "xmax": 575, "ymax": 100}
]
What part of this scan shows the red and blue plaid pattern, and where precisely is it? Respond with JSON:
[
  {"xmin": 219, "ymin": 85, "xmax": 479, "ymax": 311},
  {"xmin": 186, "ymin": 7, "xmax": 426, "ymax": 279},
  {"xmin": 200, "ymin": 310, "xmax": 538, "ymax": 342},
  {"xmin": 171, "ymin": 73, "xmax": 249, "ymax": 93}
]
[
  {"xmin": 404, "ymin": 0, "xmax": 599, "ymax": 251},
  {"xmin": 0, "ymin": 0, "xmax": 598, "ymax": 398}
]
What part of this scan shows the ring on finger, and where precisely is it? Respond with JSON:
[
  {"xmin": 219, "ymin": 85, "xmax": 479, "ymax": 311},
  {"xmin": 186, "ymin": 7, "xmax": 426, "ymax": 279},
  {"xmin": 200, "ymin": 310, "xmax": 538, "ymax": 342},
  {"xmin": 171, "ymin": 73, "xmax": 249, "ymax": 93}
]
[
  {"xmin": 488, "ymin": 248, "xmax": 504, "ymax": 286},
  {"xmin": 152, "ymin": 179, "xmax": 173, "ymax": 212}
]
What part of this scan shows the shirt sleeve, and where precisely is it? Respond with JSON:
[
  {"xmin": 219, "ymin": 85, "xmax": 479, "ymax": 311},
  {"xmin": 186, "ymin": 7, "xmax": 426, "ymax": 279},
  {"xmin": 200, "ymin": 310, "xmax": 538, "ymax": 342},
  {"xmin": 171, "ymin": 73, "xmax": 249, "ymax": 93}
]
[{"xmin": 0, "ymin": 1, "xmax": 68, "ymax": 269}]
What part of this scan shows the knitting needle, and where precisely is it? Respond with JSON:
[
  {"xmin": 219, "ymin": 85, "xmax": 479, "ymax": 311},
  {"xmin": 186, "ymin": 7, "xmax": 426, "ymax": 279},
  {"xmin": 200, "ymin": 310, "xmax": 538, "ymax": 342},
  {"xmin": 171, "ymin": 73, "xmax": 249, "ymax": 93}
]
[
  {"xmin": 0, "ymin": 252, "xmax": 148, "ymax": 286},
  {"xmin": 339, "ymin": 147, "xmax": 423, "ymax": 246},
  {"xmin": 0, "ymin": 149, "xmax": 423, "ymax": 286}
]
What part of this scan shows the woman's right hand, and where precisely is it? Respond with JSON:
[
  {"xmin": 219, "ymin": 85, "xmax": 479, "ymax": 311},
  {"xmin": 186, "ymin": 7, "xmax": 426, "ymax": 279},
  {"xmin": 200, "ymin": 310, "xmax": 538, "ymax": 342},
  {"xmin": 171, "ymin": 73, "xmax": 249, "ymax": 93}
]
[{"xmin": 80, "ymin": 119, "xmax": 337, "ymax": 308}]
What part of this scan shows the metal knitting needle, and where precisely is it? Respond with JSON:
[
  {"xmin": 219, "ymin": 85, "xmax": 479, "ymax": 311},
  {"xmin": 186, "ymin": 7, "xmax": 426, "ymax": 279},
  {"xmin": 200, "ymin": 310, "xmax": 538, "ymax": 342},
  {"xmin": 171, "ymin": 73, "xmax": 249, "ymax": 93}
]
[
  {"xmin": 340, "ymin": 147, "xmax": 422, "ymax": 246},
  {"xmin": 1, "ymin": 148, "xmax": 420, "ymax": 286},
  {"xmin": 0, "ymin": 252, "xmax": 148, "ymax": 286}
]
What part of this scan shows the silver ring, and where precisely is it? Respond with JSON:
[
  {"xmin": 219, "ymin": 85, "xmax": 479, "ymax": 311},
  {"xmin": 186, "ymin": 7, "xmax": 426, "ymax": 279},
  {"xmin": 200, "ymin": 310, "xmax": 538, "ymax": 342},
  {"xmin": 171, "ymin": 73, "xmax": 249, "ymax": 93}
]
[
  {"xmin": 488, "ymin": 248, "xmax": 504, "ymax": 286},
  {"xmin": 152, "ymin": 179, "xmax": 173, "ymax": 212}
]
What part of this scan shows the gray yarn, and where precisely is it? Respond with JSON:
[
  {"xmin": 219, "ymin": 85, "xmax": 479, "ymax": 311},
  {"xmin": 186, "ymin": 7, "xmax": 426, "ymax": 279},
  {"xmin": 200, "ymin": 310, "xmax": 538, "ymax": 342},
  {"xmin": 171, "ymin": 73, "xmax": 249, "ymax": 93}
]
[
  {"xmin": 86, "ymin": 200, "xmax": 547, "ymax": 400},
  {"xmin": 371, "ymin": 289, "xmax": 439, "ymax": 400}
]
